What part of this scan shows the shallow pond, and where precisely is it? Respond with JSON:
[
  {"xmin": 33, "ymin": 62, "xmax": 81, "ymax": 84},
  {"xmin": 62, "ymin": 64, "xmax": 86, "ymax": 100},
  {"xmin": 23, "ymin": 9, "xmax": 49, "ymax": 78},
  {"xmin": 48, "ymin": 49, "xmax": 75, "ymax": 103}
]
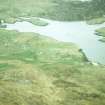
[{"xmin": 5, "ymin": 18, "xmax": 105, "ymax": 64}]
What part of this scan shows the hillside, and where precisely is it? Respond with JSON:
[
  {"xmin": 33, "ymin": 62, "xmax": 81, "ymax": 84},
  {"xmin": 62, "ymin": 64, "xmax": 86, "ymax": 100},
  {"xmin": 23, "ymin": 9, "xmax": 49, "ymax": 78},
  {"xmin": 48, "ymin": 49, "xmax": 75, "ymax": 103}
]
[
  {"xmin": 0, "ymin": 30, "xmax": 105, "ymax": 105},
  {"xmin": 0, "ymin": 0, "xmax": 105, "ymax": 105},
  {"xmin": 0, "ymin": 0, "xmax": 105, "ymax": 23}
]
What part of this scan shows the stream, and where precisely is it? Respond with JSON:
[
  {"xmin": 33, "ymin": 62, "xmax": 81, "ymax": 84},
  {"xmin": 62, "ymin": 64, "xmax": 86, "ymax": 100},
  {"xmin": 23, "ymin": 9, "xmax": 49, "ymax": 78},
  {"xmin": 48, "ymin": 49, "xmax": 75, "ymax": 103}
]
[{"xmin": 5, "ymin": 18, "xmax": 105, "ymax": 64}]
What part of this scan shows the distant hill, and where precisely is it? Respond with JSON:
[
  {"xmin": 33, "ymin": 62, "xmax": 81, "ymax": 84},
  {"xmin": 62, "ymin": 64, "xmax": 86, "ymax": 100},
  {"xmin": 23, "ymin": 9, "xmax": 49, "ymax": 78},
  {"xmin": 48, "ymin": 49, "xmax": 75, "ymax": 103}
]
[{"xmin": 0, "ymin": 0, "xmax": 105, "ymax": 22}]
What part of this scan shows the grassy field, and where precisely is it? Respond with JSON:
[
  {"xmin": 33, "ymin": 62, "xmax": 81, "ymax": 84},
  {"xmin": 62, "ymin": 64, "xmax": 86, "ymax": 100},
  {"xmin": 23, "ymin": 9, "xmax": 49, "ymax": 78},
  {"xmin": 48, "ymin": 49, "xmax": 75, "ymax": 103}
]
[{"xmin": 0, "ymin": 29, "xmax": 105, "ymax": 105}]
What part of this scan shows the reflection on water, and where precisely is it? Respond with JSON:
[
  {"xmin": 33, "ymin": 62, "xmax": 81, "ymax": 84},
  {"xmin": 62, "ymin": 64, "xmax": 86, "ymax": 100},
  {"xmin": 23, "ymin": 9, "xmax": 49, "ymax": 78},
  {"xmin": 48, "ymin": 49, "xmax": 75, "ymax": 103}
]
[{"xmin": 6, "ymin": 18, "xmax": 105, "ymax": 64}]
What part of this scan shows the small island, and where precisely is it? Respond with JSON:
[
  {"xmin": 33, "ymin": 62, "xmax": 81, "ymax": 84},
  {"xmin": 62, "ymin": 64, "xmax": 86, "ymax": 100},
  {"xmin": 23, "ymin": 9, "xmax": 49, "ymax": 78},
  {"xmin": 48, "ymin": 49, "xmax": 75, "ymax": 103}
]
[{"xmin": 0, "ymin": 20, "xmax": 7, "ymax": 28}]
